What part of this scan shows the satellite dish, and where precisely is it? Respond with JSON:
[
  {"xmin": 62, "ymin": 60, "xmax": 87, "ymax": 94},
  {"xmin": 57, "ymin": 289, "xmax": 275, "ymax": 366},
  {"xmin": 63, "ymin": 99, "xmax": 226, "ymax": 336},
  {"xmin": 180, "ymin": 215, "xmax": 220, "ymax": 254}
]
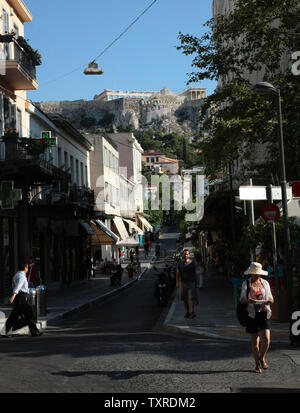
[{"xmin": 84, "ymin": 62, "xmax": 103, "ymax": 75}]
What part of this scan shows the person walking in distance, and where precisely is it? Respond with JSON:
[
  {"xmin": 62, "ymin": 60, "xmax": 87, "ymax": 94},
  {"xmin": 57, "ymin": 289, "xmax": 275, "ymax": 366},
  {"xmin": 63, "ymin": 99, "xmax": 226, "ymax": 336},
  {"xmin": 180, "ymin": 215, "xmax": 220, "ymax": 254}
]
[
  {"xmin": 144, "ymin": 243, "xmax": 149, "ymax": 259},
  {"xmin": 4, "ymin": 263, "xmax": 43, "ymax": 337},
  {"xmin": 27, "ymin": 256, "xmax": 39, "ymax": 287},
  {"xmin": 176, "ymin": 249, "xmax": 198, "ymax": 319},
  {"xmin": 194, "ymin": 253, "xmax": 205, "ymax": 290},
  {"xmin": 155, "ymin": 243, "xmax": 161, "ymax": 259},
  {"xmin": 240, "ymin": 262, "xmax": 274, "ymax": 373}
]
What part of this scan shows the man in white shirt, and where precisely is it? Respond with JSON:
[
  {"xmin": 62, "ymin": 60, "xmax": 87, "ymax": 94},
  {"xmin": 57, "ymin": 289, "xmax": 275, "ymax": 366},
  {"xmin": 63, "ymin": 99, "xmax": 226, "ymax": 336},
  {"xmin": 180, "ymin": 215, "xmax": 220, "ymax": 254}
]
[{"xmin": 4, "ymin": 263, "xmax": 42, "ymax": 337}]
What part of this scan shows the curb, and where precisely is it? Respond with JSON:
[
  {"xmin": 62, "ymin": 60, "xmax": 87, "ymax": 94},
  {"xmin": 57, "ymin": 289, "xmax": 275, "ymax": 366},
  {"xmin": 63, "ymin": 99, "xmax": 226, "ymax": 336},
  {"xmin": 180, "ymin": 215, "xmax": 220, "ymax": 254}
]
[
  {"xmin": 162, "ymin": 291, "xmax": 290, "ymax": 344},
  {"xmin": 1, "ymin": 264, "xmax": 151, "ymax": 336},
  {"xmin": 45, "ymin": 265, "xmax": 150, "ymax": 326}
]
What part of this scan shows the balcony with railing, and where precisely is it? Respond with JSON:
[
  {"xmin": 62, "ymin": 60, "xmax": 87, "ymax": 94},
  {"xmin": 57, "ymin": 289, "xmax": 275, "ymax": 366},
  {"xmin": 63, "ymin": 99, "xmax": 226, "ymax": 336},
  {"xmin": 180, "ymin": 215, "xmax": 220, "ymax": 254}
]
[
  {"xmin": 69, "ymin": 185, "xmax": 95, "ymax": 209},
  {"xmin": 0, "ymin": 135, "xmax": 70, "ymax": 187},
  {"xmin": 0, "ymin": 134, "xmax": 94, "ymax": 212},
  {"xmin": 0, "ymin": 35, "xmax": 40, "ymax": 90}
]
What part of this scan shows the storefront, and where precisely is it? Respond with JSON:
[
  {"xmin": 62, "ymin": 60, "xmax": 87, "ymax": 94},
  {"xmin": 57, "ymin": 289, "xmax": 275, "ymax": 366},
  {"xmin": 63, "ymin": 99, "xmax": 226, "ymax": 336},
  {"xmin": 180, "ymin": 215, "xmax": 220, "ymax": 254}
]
[{"xmin": 0, "ymin": 214, "xmax": 16, "ymax": 302}]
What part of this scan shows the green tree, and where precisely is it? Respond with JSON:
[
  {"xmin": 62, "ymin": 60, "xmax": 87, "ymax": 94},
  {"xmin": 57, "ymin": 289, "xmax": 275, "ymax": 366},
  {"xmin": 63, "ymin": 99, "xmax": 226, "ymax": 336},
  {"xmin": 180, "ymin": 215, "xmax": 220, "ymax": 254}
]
[
  {"xmin": 98, "ymin": 112, "xmax": 115, "ymax": 131},
  {"xmin": 177, "ymin": 0, "xmax": 300, "ymax": 180},
  {"xmin": 227, "ymin": 217, "xmax": 300, "ymax": 274}
]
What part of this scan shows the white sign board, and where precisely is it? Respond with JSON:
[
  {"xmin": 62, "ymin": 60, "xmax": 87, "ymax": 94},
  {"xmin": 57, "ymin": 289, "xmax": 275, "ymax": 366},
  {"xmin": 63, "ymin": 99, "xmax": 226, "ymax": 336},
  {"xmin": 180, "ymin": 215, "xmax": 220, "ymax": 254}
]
[{"xmin": 239, "ymin": 186, "xmax": 293, "ymax": 201}]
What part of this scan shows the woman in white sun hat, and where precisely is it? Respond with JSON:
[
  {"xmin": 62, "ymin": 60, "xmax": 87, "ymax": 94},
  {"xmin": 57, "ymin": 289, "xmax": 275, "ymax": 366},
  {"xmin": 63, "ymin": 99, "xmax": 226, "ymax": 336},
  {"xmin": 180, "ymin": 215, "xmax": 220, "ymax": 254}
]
[{"xmin": 240, "ymin": 262, "xmax": 274, "ymax": 374}]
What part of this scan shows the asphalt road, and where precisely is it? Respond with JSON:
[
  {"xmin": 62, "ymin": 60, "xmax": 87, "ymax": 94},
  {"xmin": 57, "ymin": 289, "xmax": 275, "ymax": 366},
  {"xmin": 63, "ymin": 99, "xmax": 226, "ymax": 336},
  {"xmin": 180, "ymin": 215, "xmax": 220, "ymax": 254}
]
[{"xmin": 0, "ymin": 228, "xmax": 300, "ymax": 395}]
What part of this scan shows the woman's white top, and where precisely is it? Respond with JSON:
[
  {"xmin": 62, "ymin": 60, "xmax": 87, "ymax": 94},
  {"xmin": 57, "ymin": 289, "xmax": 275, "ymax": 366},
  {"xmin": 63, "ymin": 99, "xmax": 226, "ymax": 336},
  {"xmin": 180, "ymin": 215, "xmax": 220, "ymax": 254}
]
[{"xmin": 240, "ymin": 278, "xmax": 273, "ymax": 319}]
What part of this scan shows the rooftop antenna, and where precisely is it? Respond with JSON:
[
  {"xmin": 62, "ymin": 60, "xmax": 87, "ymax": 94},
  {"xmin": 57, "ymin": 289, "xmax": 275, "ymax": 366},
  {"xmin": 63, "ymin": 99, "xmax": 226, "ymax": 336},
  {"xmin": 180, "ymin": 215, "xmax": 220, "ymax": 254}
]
[{"xmin": 84, "ymin": 61, "xmax": 103, "ymax": 75}]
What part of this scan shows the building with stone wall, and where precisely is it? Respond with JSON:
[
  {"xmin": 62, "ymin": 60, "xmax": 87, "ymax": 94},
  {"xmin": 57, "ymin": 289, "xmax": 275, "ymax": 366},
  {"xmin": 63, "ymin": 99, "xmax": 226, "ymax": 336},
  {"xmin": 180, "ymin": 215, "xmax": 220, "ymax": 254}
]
[
  {"xmin": 36, "ymin": 86, "xmax": 207, "ymax": 136},
  {"xmin": 94, "ymin": 89, "xmax": 155, "ymax": 101}
]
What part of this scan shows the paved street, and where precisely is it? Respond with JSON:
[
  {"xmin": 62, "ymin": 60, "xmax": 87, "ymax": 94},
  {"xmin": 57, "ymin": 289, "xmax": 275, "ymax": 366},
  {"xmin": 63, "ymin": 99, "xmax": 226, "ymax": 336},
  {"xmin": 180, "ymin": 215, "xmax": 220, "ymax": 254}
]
[
  {"xmin": 1, "ymin": 227, "xmax": 300, "ymax": 394},
  {"xmin": 0, "ymin": 277, "xmax": 299, "ymax": 394}
]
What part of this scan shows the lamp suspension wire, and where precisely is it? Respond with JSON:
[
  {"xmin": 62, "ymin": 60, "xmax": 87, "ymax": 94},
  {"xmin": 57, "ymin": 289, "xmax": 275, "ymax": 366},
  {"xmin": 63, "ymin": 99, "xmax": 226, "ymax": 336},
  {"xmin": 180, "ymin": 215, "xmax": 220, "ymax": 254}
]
[
  {"xmin": 40, "ymin": 0, "xmax": 159, "ymax": 87},
  {"xmin": 90, "ymin": 0, "xmax": 159, "ymax": 65}
]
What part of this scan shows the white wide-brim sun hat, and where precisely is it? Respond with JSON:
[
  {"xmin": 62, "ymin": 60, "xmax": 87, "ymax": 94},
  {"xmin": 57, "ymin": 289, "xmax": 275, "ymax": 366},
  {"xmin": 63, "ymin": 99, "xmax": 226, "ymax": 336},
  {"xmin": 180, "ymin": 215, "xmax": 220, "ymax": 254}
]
[{"xmin": 244, "ymin": 262, "xmax": 268, "ymax": 276}]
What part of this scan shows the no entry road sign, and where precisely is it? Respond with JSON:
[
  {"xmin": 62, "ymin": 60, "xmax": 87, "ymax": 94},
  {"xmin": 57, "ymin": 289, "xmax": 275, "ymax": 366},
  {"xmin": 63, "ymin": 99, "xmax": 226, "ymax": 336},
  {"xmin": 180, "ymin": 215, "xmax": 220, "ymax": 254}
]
[{"xmin": 261, "ymin": 203, "xmax": 280, "ymax": 222}]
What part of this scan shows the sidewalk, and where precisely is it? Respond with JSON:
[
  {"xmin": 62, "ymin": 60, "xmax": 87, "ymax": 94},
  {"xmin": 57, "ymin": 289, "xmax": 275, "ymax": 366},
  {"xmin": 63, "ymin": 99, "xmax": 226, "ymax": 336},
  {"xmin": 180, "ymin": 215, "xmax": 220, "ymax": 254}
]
[
  {"xmin": 0, "ymin": 251, "xmax": 155, "ymax": 336},
  {"xmin": 163, "ymin": 271, "xmax": 291, "ymax": 344},
  {"xmin": 0, "ymin": 253, "xmax": 293, "ymax": 345}
]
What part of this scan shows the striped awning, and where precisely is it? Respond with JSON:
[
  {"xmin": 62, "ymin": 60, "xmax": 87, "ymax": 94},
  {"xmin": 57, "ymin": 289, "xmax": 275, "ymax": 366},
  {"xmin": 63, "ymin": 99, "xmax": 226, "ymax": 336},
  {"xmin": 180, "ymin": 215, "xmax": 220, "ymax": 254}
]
[
  {"xmin": 137, "ymin": 214, "xmax": 153, "ymax": 231},
  {"xmin": 91, "ymin": 220, "xmax": 118, "ymax": 246},
  {"xmin": 79, "ymin": 220, "xmax": 95, "ymax": 235},
  {"xmin": 123, "ymin": 218, "xmax": 143, "ymax": 235},
  {"xmin": 112, "ymin": 216, "xmax": 129, "ymax": 241}
]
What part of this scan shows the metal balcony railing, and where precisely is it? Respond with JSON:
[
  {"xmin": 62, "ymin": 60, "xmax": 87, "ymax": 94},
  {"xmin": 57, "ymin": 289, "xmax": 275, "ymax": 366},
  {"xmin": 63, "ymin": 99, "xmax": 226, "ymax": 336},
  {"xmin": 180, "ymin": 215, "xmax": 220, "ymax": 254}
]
[
  {"xmin": 69, "ymin": 185, "xmax": 95, "ymax": 208},
  {"xmin": 12, "ymin": 38, "xmax": 37, "ymax": 79},
  {"xmin": 0, "ymin": 35, "xmax": 39, "ymax": 80},
  {"xmin": 2, "ymin": 136, "xmax": 45, "ymax": 160}
]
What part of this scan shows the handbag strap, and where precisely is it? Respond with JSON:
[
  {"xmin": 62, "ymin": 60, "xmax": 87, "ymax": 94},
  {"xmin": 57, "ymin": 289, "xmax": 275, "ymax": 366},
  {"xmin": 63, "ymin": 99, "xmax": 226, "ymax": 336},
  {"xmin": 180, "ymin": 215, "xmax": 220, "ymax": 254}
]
[{"xmin": 246, "ymin": 278, "xmax": 250, "ymax": 298}]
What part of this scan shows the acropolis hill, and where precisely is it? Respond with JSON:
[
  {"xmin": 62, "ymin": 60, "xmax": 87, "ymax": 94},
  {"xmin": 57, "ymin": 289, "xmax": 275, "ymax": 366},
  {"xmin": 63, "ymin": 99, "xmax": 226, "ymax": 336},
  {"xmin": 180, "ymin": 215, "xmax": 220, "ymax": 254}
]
[{"xmin": 36, "ymin": 87, "xmax": 207, "ymax": 136}]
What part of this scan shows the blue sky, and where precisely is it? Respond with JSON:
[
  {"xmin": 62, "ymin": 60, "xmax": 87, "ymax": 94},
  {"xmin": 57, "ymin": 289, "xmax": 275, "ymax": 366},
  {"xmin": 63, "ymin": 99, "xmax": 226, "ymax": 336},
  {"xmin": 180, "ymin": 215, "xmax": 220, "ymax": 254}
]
[{"xmin": 24, "ymin": 0, "xmax": 217, "ymax": 102}]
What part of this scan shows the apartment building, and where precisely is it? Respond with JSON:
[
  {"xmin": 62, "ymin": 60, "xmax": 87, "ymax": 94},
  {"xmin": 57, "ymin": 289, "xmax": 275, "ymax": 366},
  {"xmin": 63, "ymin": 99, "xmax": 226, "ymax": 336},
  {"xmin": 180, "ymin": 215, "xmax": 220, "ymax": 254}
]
[
  {"xmin": 0, "ymin": 0, "xmax": 43, "ymax": 300},
  {"xmin": 142, "ymin": 152, "xmax": 179, "ymax": 175},
  {"xmin": 0, "ymin": 0, "xmax": 39, "ymax": 137},
  {"xmin": 87, "ymin": 133, "xmax": 136, "ymax": 261},
  {"xmin": 107, "ymin": 132, "xmax": 152, "ymax": 233},
  {"xmin": 0, "ymin": 1, "xmax": 97, "ymax": 296}
]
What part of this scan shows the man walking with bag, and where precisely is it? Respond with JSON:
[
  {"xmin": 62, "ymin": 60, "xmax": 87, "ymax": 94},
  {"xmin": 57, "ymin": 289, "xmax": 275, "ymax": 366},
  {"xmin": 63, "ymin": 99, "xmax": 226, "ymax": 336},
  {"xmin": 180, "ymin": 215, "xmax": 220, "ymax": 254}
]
[
  {"xmin": 3, "ymin": 263, "xmax": 42, "ymax": 337},
  {"xmin": 176, "ymin": 249, "xmax": 198, "ymax": 319}
]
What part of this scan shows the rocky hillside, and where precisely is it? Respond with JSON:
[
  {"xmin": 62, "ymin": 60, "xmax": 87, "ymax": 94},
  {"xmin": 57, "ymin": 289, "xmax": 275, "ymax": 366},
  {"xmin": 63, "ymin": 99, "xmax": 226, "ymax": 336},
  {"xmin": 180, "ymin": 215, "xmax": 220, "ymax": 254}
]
[{"xmin": 36, "ymin": 90, "xmax": 206, "ymax": 140}]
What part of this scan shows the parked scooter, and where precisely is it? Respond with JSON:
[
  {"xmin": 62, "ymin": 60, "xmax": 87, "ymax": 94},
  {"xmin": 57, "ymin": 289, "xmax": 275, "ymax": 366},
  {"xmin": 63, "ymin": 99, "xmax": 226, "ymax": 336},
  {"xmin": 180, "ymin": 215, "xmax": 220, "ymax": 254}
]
[
  {"xmin": 173, "ymin": 252, "xmax": 181, "ymax": 263},
  {"xmin": 110, "ymin": 263, "xmax": 123, "ymax": 286},
  {"xmin": 153, "ymin": 266, "xmax": 173, "ymax": 306},
  {"xmin": 164, "ymin": 264, "xmax": 176, "ymax": 287}
]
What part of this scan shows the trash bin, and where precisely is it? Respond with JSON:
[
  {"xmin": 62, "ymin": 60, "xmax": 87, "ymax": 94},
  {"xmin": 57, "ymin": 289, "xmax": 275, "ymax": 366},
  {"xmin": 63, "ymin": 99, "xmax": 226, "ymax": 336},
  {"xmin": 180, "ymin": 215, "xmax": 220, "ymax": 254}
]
[
  {"xmin": 28, "ymin": 287, "xmax": 37, "ymax": 322},
  {"xmin": 36, "ymin": 285, "xmax": 47, "ymax": 317}
]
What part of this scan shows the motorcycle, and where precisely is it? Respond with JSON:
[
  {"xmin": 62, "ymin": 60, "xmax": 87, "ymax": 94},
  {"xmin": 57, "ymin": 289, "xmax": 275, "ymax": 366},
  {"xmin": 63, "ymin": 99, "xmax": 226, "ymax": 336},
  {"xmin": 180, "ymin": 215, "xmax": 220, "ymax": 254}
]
[
  {"xmin": 173, "ymin": 252, "xmax": 181, "ymax": 263},
  {"xmin": 153, "ymin": 266, "xmax": 173, "ymax": 306},
  {"xmin": 110, "ymin": 264, "xmax": 123, "ymax": 286},
  {"xmin": 164, "ymin": 264, "xmax": 176, "ymax": 287}
]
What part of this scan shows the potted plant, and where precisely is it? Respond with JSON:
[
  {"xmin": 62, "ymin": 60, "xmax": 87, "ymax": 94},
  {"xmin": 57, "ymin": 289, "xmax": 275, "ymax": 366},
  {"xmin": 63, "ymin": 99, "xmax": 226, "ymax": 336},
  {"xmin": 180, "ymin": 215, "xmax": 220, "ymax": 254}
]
[
  {"xmin": 126, "ymin": 262, "xmax": 136, "ymax": 278},
  {"xmin": 3, "ymin": 128, "xmax": 18, "ymax": 137},
  {"xmin": 17, "ymin": 36, "xmax": 42, "ymax": 65},
  {"xmin": 0, "ymin": 33, "xmax": 14, "ymax": 43}
]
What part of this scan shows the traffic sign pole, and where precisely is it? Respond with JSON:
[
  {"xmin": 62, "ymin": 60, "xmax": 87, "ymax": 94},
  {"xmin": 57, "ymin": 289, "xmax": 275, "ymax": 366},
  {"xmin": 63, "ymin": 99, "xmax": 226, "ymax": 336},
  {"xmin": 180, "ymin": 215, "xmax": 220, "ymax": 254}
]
[{"xmin": 266, "ymin": 185, "xmax": 281, "ymax": 322}]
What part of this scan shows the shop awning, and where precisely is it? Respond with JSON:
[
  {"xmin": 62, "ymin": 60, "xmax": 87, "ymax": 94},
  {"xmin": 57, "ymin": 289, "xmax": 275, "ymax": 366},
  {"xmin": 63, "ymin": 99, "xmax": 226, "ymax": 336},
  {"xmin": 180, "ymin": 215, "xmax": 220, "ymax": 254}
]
[
  {"xmin": 91, "ymin": 220, "xmax": 118, "ymax": 245},
  {"xmin": 137, "ymin": 214, "xmax": 153, "ymax": 231},
  {"xmin": 123, "ymin": 218, "xmax": 143, "ymax": 235},
  {"xmin": 116, "ymin": 237, "xmax": 140, "ymax": 247},
  {"xmin": 112, "ymin": 216, "xmax": 129, "ymax": 240},
  {"xmin": 79, "ymin": 220, "xmax": 95, "ymax": 235}
]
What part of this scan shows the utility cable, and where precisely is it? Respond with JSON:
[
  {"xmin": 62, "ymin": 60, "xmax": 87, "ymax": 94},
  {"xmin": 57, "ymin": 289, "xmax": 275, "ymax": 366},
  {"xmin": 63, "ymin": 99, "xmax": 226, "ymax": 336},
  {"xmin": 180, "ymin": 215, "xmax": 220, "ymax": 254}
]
[
  {"xmin": 39, "ymin": 0, "xmax": 159, "ymax": 88},
  {"xmin": 90, "ymin": 0, "xmax": 158, "ymax": 65}
]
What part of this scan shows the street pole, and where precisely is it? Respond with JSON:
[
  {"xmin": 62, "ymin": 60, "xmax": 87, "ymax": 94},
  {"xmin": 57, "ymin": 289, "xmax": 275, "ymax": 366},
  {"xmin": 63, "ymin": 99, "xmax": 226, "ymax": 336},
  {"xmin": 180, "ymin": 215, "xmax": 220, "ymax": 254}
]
[
  {"xmin": 253, "ymin": 82, "xmax": 294, "ymax": 318},
  {"xmin": 249, "ymin": 178, "xmax": 255, "ymax": 261},
  {"xmin": 266, "ymin": 184, "xmax": 281, "ymax": 321},
  {"xmin": 229, "ymin": 163, "xmax": 236, "ymax": 247},
  {"xmin": 276, "ymin": 90, "xmax": 294, "ymax": 317}
]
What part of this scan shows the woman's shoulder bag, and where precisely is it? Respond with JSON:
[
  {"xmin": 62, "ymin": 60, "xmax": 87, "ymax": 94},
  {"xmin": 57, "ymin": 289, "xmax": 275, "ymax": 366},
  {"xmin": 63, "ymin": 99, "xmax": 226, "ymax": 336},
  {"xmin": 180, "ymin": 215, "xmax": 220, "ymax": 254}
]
[{"xmin": 236, "ymin": 279, "xmax": 250, "ymax": 326}]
